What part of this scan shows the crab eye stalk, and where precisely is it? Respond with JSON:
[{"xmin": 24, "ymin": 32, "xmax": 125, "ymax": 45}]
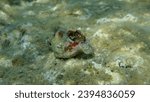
[
  {"xmin": 75, "ymin": 30, "xmax": 86, "ymax": 42},
  {"xmin": 67, "ymin": 30, "xmax": 76, "ymax": 41}
]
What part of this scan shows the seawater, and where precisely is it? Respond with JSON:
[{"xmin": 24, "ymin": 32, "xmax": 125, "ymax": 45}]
[{"xmin": 0, "ymin": 0, "xmax": 150, "ymax": 84}]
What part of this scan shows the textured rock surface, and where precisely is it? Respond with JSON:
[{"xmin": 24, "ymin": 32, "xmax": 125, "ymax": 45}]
[
  {"xmin": 48, "ymin": 29, "xmax": 94, "ymax": 58},
  {"xmin": 0, "ymin": 0, "xmax": 150, "ymax": 84}
]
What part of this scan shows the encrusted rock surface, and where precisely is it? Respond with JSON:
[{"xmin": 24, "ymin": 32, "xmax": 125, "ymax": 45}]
[
  {"xmin": 48, "ymin": 29, "xmax": 94, "ymax": 58},
  {"xmin": 0, "ymin": 0, "xmax": 150, "ymax": 84}
]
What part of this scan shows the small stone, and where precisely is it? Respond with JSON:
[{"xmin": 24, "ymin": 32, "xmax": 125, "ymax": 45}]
[{"xmin": 48, "ymin": 29, "xmax": 94, "ymax": 58}]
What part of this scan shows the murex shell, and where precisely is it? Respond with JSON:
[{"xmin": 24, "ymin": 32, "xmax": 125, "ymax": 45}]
[{"xmin": 48, "ymin": 29, "xmax": 94, "ymax": 58}]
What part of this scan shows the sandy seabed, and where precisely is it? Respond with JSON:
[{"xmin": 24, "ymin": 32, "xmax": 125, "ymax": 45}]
[{"xmin": 0, "ymin": 0, "xmax": 150, "ymax": 84}]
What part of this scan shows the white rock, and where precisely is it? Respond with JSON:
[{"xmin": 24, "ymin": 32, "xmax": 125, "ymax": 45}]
[
  {"xmin": 0, "ymin": 11, "xmax": 9, "ymax": 21},
  {"xmin": 91, "ymin": 61, "xmax": 103, "ymax": 69},
  {"xmin": 93, "ymin": 29, "xmax": 109, "ymax": 39},
  {"xmin": 122, "ymin": 14, "xmax": 137, "ymax": 22},
  {"xmin": 0, "ymin": 58, "xmax": 12, "ymax": 68},
  {"xmin": 96, "ymin": 18, "xmax": 111, "ymax": 24},
  {"xmin": 42, "ymin": 71, "xmax": 57, "ymax": 84},
  {"xmin": 105, "ymin": 68, "xmax": 124, "ymax": 84},
  {"xmin": 97, "ymin": 14, "xmax": 138, "ymax": 24},
  {"xmin": 51, "ymin": 5, "xmax": 60, "ymax": 11},
  {"xmin": 23, "ymin": 10, "xmax": 35, "ymax": 16},
  {"xmin": 36, "ymin": 0, "xmax": 49, "ymax": 3},
  {"xmin": 118, "ymin": 0, "xmax": 136, "ymax": 3},
  {"xmin": 20, "ymin": 35, "xmax": 32, "ymax": 50}
]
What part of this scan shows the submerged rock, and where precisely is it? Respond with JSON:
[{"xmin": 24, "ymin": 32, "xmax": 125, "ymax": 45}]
[
  {"xmin": 48, "ymin": 29, "xmax": 94, "ymax": 58},
  {"xmin": 7, "ymin": 0, "xmax": 35, "ymax": 5}
]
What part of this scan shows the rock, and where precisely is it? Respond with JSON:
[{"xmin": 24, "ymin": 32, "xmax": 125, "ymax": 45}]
[{"xmin": 48, "ymin": 29, "xmax": 94, "ymax": 58}]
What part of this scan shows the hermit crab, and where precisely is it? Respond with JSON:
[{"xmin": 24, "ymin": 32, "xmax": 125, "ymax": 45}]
[{"xmin": 48, "ymin": 29, "xmax": 94, "ymax": 58}]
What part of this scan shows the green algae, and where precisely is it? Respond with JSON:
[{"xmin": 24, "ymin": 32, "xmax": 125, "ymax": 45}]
[
  {"xmin": 0, "ymin": 0, "xmax": 150, "ymax": 85},
  {"xmin": 59, "ymin": 64, "xmax": 112, "ymax": 85}
]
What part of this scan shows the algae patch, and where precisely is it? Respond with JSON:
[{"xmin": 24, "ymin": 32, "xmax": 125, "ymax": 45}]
[{"xmin": 0, "ymin": 0, "xmax": 150, "ymax": 85}]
